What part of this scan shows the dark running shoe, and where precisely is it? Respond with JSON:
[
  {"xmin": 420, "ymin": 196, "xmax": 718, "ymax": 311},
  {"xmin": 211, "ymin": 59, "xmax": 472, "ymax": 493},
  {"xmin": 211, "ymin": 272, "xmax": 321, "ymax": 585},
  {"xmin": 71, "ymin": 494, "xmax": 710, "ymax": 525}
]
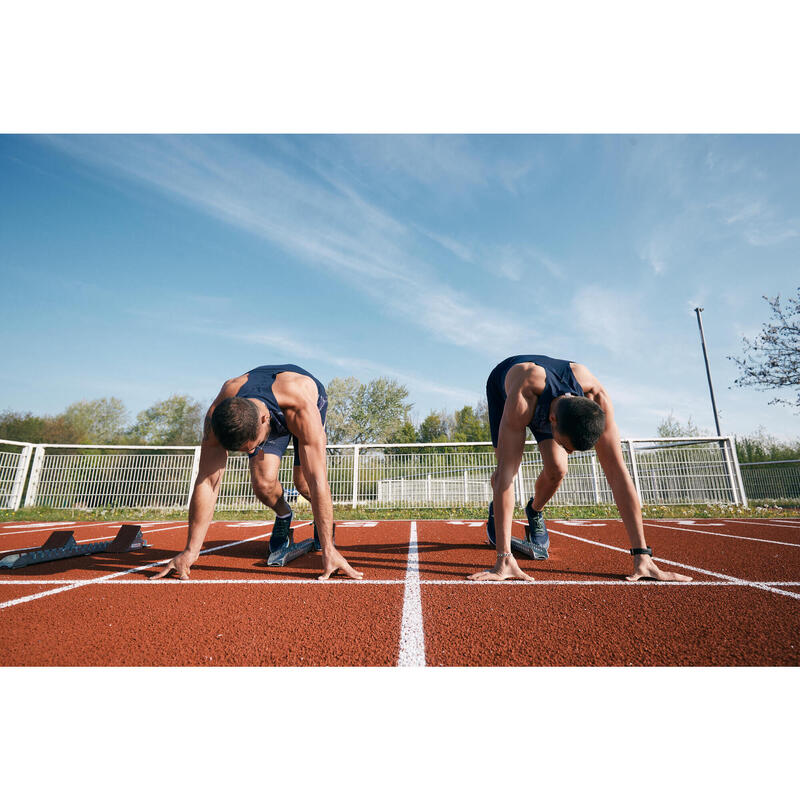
[
  {"xmin": 524, "ymin": 499, "xmax": 550, "ymax": 553},
  {"xmin": 269, "ymin": 510, "xmax": 293, "ymax": 555},
  {"xmin": 486, "ymin": 501, "xmax": 496, "ymax": 546}
]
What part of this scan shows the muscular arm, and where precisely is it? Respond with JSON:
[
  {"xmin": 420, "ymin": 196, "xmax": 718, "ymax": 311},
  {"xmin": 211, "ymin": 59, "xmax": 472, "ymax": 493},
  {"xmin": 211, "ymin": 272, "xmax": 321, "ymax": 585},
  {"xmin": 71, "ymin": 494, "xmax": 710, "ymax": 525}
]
[
  {"xmin": 588, "ymin": 379, "xmax": 691, "ymax": 582},
  {"xmin": 468, "ymin": 370, "xmax": 537, "ymax": 581},
  {"xmin": 285, "ymin": 381, "xmax": 362, "ymax": 580},
  {"xmin": 185, "ymin": 416, "xmax": 229, "ymax": 554},
  {"xmin": 150, "ymin": 384, "xmax": 236, "ymax": 579},
  {"xmin": 592, "ymin": 397, "xmax": 648, "ymax": 549},
  {"xmin": 293, "ymin": 407, "xmax": 334, "ymax": 552},
  {"xmin": 493, "ymin": 404, "xmax": 529, "ymax": 555}
]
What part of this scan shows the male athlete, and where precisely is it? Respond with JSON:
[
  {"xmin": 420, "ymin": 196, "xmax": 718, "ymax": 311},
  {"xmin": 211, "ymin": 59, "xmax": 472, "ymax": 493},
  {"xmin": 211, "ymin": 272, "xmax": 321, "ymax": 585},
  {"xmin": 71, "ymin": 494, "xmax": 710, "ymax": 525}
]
[
  {"xmin": 468, "ymin": 354, "xmax": 691, "ymax": 583},
  {"xmin": 152, "ymin": 364, "xmax": 363, "ymax": 582}
]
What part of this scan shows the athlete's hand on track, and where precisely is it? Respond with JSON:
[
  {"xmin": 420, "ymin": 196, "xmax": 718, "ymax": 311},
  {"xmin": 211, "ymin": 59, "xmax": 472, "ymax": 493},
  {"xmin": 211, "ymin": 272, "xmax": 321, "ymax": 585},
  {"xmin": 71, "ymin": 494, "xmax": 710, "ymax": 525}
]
[
  {"xmin": 317, "ymin": 548, "xmax": 364, "ymax": 581},
  {"xmin": 625, "ymin": 554, "xmax": 692, "ymax": 582},
  {"xmin": 149, "ymin": 549, "xmax": 199, "ymax": 580},
  {"xmin": 467, "ymin": 554, "xmax": 535, "ymax": 582}
]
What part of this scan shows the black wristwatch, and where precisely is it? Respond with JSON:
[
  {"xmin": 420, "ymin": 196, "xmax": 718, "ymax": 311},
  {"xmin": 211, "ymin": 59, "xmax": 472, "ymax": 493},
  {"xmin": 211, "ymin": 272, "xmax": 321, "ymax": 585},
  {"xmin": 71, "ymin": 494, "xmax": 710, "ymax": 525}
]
[{"xmin": 630, "ymin": 547, "xmax": 653, "ymax": 556}]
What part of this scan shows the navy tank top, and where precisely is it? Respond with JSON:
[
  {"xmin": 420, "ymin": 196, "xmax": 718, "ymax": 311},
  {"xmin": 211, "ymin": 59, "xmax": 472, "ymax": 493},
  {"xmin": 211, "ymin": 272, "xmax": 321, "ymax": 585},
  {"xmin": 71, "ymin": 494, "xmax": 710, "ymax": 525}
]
[
  {"xmin": 236, "ymin": 364, "xmax": 325, "ymax": 443},
  {"xmin": 491, "ymin": 354, "xmax": 584, "ymax": 441}
]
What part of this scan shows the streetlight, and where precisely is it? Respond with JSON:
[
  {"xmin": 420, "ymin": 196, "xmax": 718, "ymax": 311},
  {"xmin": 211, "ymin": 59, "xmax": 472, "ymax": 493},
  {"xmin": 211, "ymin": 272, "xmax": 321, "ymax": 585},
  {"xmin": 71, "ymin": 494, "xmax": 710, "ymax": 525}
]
[{"xmin": 694, "ymin": 307, "xmax": 722, "ymax": 436}]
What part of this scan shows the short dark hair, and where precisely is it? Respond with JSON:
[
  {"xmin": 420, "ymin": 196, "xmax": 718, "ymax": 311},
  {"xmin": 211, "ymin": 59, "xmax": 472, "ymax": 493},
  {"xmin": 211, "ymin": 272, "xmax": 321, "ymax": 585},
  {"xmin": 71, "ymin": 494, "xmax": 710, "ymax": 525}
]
[
  {"xmin": 555, "ymin": 396, "xmax": 606, "ymax": 451},
  {"xmin": 211, "ymin": 397, "xmax": 261, "ymax": 451}
]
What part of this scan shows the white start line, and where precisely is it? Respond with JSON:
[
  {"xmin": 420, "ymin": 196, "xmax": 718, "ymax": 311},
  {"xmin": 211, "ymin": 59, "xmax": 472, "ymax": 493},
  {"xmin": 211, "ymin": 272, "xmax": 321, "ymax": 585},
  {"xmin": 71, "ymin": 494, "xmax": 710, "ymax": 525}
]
[
  {"xmin": 2, "ymin": 519, "xmax": 798, "ymax": 626},
  {"xmin": 3, "ymin": 579, "xmax": 799, "ymax": 587},
  {"xmin": 0, "ymin": 524, "xmax": 309, "ymax": 611},
  {"xmin": 546, "ymin": 524, "xmax": 800, "ymax": 600},
  {"xmin": 643, "ymin": 520, "xmax": 800, "ymax": 548}
]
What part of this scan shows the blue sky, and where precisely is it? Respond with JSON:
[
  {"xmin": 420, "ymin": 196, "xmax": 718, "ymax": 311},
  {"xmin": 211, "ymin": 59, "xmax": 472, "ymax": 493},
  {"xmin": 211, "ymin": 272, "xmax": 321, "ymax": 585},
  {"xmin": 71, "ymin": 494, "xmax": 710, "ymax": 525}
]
[{"xmin": 1, "ymin": 134, "xmax": 798, "ymax": 439}]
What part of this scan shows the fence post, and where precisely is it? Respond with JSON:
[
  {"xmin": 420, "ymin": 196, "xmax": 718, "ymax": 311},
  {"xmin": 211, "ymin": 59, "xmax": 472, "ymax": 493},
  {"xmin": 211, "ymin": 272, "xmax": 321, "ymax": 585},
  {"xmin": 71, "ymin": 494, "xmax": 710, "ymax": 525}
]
[
  {"xmin": 514, "ymin": 466, "xmax": 524, "ymax": 507},
  {"xmin": 464, "ymin": 470, "xmax": 468, "ymax": 503},
  {"xmin": 10, "ymin": 445, "xmax": 33, "ymax": 511},
  {"xmin": 625, "ymin": 440, "xmax": 643, "ymax": 504},
  {"xmin": 727, "ymin": 437, "xmax": 748, "ymax": 506},
  {"xmin": 186, "ymin": 446, "xmax": 202, "ymax": 509},
  {"xmin": 351, "ymin": 445, "xmax": 360, "ymax": 508},
  {"xmin": 23, "ymin": 445, "xmax": 45, "ymax": 507},
  {"xmin": 590, "ymin": 451, "xmax": 601, "ymax": 504}
]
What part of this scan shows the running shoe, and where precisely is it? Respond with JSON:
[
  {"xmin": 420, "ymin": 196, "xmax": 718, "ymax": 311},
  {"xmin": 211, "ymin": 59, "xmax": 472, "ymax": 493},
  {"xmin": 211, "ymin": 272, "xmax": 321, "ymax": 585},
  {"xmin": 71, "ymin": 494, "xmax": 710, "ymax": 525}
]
[{"xmin": 524, "ymin": 498, "xmax": 550, "ymax": 552}]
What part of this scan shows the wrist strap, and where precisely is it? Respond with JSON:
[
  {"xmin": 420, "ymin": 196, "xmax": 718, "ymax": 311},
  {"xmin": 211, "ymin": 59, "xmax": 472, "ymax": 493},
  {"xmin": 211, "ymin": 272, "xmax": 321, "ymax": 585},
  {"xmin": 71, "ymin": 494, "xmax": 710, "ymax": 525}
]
[
  {"xmin": 497, "ymin": 552, "xmax": 513, "ymax": 558},
  {"xmin": 630, "ymin": 547, "xmax": 653, "ymax": 556}
]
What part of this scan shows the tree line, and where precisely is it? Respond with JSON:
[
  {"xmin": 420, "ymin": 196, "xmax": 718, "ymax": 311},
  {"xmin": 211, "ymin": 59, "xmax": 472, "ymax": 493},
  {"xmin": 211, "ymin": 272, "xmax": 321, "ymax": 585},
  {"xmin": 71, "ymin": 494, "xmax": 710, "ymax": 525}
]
[
  {"xmin": 657, "ymin": 412, "xmax": 800, "ymax": 464},
  {"xmin": 3, "ymin": 373, "xmax": 795, "ymax": 460},
  {"xmin": 0, "ymin": 377, "xmax": 491, "ymax": 447},
  {"xmin": 0, "ymin": 396, "xmax": 205, "ymax": 446}
]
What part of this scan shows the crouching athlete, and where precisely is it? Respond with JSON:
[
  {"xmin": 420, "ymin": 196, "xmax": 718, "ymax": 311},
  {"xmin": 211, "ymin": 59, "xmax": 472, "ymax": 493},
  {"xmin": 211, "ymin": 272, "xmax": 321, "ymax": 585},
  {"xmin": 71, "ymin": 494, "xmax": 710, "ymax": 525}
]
[
  {"xmin": 151, "ymin": 364, "xmax": 363, "ymax": 582},
  {"xmin": 468, "ymin": 354, "xmax": 691, "ymax": 583}
]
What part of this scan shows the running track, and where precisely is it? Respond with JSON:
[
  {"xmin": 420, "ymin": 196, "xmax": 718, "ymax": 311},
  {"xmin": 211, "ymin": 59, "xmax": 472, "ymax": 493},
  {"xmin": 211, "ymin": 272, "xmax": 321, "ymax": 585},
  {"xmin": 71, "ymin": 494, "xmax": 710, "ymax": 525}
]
[{"xmin": 1, "ymin": 517, "xmax": 798, "ymax": 666}]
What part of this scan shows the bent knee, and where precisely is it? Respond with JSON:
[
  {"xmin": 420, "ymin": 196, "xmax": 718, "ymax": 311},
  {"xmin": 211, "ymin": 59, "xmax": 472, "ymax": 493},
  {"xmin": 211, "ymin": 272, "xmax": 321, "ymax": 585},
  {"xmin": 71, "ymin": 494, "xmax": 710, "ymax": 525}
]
[
  {"xmin": 543, "ymin": 466, "xmax": 568, "ymax": 484},
  {"xmin": 252, "ymin": 477, "xmax": 282, "ymax": 502}
]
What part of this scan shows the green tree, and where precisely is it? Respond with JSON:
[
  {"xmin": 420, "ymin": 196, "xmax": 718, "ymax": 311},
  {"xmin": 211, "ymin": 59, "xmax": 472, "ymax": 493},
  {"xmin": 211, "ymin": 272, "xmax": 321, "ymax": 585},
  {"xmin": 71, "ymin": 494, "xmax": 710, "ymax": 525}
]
[
  {"xmin": 326, "ymin": 376, "xmax": 412, "ymax": 443},
  {"xmin": 61, "ymin": 397, "xmax": 130, "ymax": 444},
  {"xmin": 452, "ymin": 403, "xmax": 490, "ymax": 442},
  {"xmin": 656, "ymin": 412, "xmax": 701, "ymax": 438},
  {"xmin": 418, "ymin": 412, "xmax": 448, "ymax": 443},
  {"xmin": 730, "ymin": 287, "xmax": 800, "ymax": 410},
  {"xmin": 735, "ymin": 427, "xmax": 800, "ymax": 463},
  {"xmin": 387, "ymin": 418, "xmax": 418, "ymax": 444},
  {"xmin": 130, "ymin": 394, "xmax": 204, "ymax": 445},
  {"xmin": 0, "ymin": 411, "xmax": 49, "ymax": 442}
]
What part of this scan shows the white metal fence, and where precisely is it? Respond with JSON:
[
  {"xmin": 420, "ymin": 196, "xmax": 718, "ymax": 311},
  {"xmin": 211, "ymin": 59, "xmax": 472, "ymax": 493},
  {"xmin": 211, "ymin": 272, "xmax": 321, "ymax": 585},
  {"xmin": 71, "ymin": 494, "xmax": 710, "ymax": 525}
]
[
  {"xmin": 0, "ymin": 436, "xmax": 748, "ymax": 511},
  {"xmin": 0, "ymin": 439, "xmax": 34, "ymax": 512},
  {"xmin": 740, "ymin": 459, "xmax": 800, "ymax": 503}
]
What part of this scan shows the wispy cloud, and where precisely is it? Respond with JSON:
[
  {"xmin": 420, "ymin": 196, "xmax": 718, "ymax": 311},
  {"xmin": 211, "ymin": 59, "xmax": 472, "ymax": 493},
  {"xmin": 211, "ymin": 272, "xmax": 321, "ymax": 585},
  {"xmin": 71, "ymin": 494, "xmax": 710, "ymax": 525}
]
[
  {"xmin": 46, "ymin": 135, "xmax": 537, "ymax": 355},
  {"xmin": 639, "ymin": 238, "xmax": 668, "ymax": 275},
  {"xmin": 225, "ymin": 330, "xmax": 480, "ymax": 406},
  {"xmin": 414, "ymin": 225, "xmax": 475, "ymax": 262},
  {"xmin": 715, "ymin": 194, "xmax": 799, "ymax": 246},
  {"xmin": 723, "ymin": 199, "xmax": 764, "ymax": 225},
  {"xmin": 475, "ymin": 244, "xmax": 565, "ymax": 282},
  {"xmin": 571, "ymin": 286, "xmax": 648, "ymax": 357},
  {"xmin": 742, "ymin": 219, "xmax": 799, "ymax": 246}
]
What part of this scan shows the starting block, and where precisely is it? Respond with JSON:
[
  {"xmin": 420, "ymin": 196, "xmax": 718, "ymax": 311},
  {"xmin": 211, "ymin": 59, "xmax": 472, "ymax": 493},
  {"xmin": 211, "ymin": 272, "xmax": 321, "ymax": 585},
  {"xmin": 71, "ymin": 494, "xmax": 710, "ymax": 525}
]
[
  {"xmin": 0, "ymin": 524, "xmax": 150, "ymax": 570},
  {"xmin": 266, "ymin": 528, "xmax": 315, "ymax": 567},
  {"xmin": 510, "ymin": 524, "xmax": 549, "ymax": 560},
  {"xmin": 312, "ymin": 521, "xmax": 335, "ymax": 552}
]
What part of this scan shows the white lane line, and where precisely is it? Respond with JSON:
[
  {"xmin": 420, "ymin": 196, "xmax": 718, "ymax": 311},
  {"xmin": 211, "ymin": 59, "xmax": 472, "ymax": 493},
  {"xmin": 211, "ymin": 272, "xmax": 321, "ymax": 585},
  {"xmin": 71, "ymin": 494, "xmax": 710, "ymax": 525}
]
[
  {"xmin": 0, "ymin": 522, "xmax": 192, "ymax": 555},
  {"xmin": 5, "ymin": 579, "xmax": 799, "ymax": 587},
  {"xmin": 644, "ymin": 521, "xmax": 800, "ymax": 548},
  {"xmin": 397, "ymin": 520, "xmax": 425, "ymax": 667},
  {"xmin": 0, "ymin": 521, "xmax": 120, "ymax": 538},
  {"xmin": 337, "ymin": 522, "xmax": 378, "ymax": 527},
  {"xmin": 0, "ymin": 523, "xmax": 306, "ymax": 611},
  {"xmin": 547, "ymin": 525, "xmax": 800, "ymax": 600},
  {"xmin": 723, "ymin": 519, "xmax": 800, "ymax": 529}
]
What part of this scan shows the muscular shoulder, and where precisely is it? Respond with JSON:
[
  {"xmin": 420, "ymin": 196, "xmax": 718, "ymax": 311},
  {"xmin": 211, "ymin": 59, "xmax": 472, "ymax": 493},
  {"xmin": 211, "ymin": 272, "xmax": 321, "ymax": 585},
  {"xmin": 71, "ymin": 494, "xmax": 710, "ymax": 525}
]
[
  {"xmin": 272, "ymin": 371, "xmax": 318, "ymax": 411},
  {"xmin": 504, "ymin": 361, "xmax": 545, "ymax": 400},
  {"xmin": 570, "ymin": 363, "xmax": 611, "ymax": 411}
]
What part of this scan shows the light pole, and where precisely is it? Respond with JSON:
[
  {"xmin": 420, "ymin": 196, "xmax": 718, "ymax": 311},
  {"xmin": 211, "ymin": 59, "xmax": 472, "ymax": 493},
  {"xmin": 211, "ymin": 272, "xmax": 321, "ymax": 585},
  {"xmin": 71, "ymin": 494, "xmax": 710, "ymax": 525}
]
[{"xmin": 694, "ymin": 307, "xmax": 722, "ymax": 436}]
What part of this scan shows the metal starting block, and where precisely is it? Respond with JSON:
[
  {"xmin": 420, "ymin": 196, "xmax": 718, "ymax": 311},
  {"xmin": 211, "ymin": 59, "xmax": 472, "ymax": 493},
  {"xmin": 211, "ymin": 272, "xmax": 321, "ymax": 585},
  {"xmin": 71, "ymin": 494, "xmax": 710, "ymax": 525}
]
[
  {"xmin": 0, "ymin": 524, "xmax": 150, "ymax": 570},
  {"xmin": 312, "ymin": 522, "xmax": 335, "ymax": 552},
  {"xmin": 266, "ymin": 528, "xmax": 315, "ymax": 567},
  {"xmin": 510, "ymin": 525, "xmax": 550, "ymax": 560}
]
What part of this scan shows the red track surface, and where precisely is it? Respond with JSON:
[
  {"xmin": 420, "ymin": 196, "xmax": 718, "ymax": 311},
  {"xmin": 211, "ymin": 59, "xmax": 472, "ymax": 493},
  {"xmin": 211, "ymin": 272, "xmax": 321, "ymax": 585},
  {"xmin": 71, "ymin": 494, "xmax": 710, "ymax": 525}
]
[{"xmin": 1, "ymin": 518, "xmax": 798, "ymax": 666}]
